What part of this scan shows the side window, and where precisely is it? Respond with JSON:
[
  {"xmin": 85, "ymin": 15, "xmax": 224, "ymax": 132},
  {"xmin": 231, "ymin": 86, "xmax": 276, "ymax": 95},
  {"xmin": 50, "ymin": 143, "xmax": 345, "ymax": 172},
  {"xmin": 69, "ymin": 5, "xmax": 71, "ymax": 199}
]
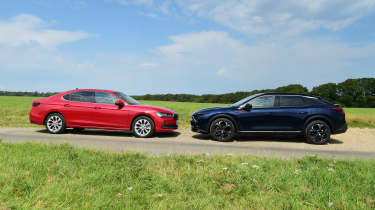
[
  {"xmin": 279, "ymin": 96, "xmax": 305, "ymax": 107},
  {"xmin": 95, "ymin": 92, "xmax": 118, "ymax": 104},
  {"xmin": 62, "ymin": 93, "xmax": 71, "ymax": 101},
  {"xmin": 248, "ymin": 95, "xmax": 275, "ymax": 108},
  {"xmin": 64, "ymin": 91, "xmax": 95, "ymax": 103},
  {"xmin": 303, "ymin": 97, "xmax": 328, "ymax": 107}
]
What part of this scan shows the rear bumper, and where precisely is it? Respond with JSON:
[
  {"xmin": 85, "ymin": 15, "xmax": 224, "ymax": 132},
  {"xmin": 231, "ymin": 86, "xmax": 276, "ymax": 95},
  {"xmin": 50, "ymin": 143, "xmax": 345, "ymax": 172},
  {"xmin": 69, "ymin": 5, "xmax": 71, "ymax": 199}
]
[
  {"xmin": 29, "ymin": 109, "xmax": 44, "ymax": 125},
  {"xmin": 332, "ymin": 123, "xmax": 347, "ymax": 134}
]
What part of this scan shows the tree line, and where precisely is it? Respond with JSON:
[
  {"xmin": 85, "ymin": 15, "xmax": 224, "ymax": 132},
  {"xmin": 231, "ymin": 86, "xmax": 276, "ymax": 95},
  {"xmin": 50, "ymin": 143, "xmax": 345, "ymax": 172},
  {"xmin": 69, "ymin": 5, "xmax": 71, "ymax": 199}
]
[
  {"xmin": 1, "ymin": 78, "xmax": 374, "ymax": 107},
  {"xmin": 0, "ymin": 91, "xmax": 58, "ymax": 97},
  {"xmin": 133, "ymin": 78, "xmax": 375, "ymax": 107}
]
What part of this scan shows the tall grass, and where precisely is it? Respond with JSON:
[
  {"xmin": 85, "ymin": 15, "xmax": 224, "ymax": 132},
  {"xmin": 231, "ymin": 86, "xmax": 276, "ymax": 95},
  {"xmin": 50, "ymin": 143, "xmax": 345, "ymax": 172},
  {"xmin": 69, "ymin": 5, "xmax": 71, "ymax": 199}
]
[
  {"xmin": 0, "ymin": 96, "xmax": 374, "ymax": 128},
  {"xmin": 0, "ymin": 142, "xmax": 374, "ymax": 209}
]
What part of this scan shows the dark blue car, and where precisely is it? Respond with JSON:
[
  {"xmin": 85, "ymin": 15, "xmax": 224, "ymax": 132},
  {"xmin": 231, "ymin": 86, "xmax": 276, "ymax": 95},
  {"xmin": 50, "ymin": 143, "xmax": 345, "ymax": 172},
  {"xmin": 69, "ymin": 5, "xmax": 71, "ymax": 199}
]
[{"xmin": 191, "ymin": 93, "xmax": 347, "ymax": 144}]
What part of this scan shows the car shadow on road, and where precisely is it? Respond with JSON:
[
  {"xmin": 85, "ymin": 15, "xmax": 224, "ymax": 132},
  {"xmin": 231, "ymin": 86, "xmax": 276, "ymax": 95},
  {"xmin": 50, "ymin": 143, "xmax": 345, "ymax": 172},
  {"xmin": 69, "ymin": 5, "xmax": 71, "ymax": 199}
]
[
  {"xmin": 36, "ymin": 129, "xmax": 181, "ymax": 138},
  {"xmin": 192, "ymin": 133, "xmax": 343, "ymax": 144}
]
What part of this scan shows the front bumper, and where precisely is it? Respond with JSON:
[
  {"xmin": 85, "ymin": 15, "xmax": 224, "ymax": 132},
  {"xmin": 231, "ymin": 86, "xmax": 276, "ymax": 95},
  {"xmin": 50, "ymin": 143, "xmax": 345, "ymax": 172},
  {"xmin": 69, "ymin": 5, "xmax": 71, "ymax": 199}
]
[
  {"xmin": 157, "ymin": 113, "xmax": 179, "ymax": 132},
  {"xmin": 191, "ymin": 115, "xmax": 208, "ymax": 134}
]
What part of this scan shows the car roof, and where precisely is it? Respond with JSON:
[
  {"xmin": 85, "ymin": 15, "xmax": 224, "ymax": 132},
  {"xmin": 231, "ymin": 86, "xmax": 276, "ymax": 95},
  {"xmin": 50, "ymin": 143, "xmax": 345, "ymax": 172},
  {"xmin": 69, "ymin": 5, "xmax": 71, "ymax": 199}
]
[
  {"xmin": 260, "ymin": 92, "xmax": 320, "ymax": 98},
  {"xmin": 67, "ymin": 89, "xmax": 117, "ymax": 93}
]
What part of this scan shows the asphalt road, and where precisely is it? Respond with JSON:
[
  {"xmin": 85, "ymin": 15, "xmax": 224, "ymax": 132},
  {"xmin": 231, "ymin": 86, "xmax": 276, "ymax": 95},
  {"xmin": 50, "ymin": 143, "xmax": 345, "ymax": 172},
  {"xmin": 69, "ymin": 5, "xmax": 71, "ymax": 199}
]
[{"xmin": 0, "ymin": 127, "xmax": 374, "ymax": 159}]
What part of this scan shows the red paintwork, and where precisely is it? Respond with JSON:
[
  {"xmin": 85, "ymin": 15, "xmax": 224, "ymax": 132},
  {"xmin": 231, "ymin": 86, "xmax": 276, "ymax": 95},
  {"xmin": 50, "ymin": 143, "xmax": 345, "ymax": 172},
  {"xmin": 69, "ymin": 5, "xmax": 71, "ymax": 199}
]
[{"xmin": 29, "ymin": 89, "xmax": 178, "ymax": 133}]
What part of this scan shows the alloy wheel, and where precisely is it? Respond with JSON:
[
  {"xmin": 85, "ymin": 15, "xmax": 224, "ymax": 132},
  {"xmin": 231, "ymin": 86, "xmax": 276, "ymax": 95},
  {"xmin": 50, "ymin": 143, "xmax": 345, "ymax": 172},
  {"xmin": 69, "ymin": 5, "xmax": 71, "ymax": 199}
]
[
  {"xmin": 308, "ymin": 122, "xmax": 329, "ymax": 144},
  {"xmin": 134, "ymin": 119, "xmax": 152, "ymax": 137},
  {"xmin": 213, "ymin": 120, "xmax": 233, "ymax": 141},
  {"xmin": 47, "ymin": 115, "xmax": 63, "ymax": 133}
]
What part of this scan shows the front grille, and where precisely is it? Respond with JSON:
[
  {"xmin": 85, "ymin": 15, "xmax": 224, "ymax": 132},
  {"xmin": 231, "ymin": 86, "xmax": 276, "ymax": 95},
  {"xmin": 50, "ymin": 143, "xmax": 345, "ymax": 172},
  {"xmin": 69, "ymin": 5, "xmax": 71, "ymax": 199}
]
[{"xmin": 174, "ymin": 114, "xmax": 179, "ymax": 120}]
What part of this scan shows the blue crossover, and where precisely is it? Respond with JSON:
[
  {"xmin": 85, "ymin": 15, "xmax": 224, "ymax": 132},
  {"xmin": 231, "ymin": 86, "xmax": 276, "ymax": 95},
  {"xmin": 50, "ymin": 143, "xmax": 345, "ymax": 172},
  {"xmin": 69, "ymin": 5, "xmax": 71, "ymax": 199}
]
[{"xmin": 191, "ymin": 93, "xmax": 347, "ymax": 144}]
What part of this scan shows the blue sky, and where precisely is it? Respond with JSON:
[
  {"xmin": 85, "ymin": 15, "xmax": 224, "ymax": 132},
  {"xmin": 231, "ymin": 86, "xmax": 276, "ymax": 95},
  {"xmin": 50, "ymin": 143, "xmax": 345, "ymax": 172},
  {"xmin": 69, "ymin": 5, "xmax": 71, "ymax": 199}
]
[{"xmin": 0, "ymin": 0, "xmax": 375, "ymax": 95}]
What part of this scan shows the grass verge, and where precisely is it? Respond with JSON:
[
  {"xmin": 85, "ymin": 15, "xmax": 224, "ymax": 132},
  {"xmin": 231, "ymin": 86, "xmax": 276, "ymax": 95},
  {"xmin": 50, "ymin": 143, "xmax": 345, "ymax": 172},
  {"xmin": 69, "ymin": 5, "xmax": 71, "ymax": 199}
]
[{"xmin": 0, "ymin": 142, "xmax": 374, "ymax": 209}]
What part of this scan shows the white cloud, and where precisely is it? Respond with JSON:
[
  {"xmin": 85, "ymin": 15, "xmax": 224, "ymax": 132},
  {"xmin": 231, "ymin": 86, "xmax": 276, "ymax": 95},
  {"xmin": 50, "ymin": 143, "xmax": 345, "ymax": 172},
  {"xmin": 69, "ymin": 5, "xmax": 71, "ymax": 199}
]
[
  {"xmin": 217, "ymin": 68, "xmax": 230, "ymax": 76},
  {"xmin": 107, "ymin": 0, "xmax": 153, "ymax": 6},
  {"xmin": 139, "ymin": 62, "xmax": 158, "ymax": 68},
  {"xmin": 0, "ymin": 14, "xmax": 91, "ymax": 49},
  {"xmin": 154, "ymin": 31, "xmax": 375, "ymax": 91},
  {"xmin": 1, "ymin": 28, "xmax": 374, "ymax": 93},
  {"xmin": 177, "ymin": 0, "xmax": 375, "ymax": 35},
  {"xmin": 0, "ymin": 14, "xmax": 97, "ymax": 92},
  {"xmin": 111, "ymin": 0, "xmax": 375, "ymax": 36}
]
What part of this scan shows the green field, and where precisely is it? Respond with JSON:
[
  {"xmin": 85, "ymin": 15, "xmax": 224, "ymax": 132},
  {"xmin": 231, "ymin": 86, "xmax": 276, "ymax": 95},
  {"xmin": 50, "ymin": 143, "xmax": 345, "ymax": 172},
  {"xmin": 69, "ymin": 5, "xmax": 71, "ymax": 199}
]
[
  {"xmin": 0, "ymin": 142, "xmax": 374, "ymax": 209},
  {"xmin": 0, "ymin": 96, "xmax": 374, "ymax": 128}
]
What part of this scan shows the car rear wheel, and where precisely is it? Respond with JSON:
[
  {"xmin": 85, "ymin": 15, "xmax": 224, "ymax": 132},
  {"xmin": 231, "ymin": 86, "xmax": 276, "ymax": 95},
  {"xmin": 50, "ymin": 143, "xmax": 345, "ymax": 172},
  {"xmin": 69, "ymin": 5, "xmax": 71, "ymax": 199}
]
[
  {"xmin": 45, "ymin": 113, "xmax": 66, "ymax": 134},
  {"xmin": 210, "ymin": 118, "xmax": 235, "ymax": 142},
  {"xmin": 132, "ymin": 116, "xmax": 155, "ymax": 138},
  {"xmin": 305, "ymin": 120, "xmax": 331, "ymax": 145}
]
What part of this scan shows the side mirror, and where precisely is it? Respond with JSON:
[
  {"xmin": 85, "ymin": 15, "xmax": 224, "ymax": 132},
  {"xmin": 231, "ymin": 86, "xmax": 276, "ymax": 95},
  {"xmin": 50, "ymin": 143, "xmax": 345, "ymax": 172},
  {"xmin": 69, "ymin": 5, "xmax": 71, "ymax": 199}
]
[
  {"xmin": 115, "ymin": 100, "xmax": 125, "ymax": 108},
  {"xmin": 241, "ymin": 103, "xmax": 252, "ymax": 111}
]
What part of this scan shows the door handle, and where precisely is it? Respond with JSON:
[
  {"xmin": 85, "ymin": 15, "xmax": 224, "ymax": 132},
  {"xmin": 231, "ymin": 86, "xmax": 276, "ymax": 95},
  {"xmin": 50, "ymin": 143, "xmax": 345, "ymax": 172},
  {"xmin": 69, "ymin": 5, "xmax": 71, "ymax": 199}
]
[
  {"xmin": 298, "ymin": 112, "xmax": 307, "ymax": 114},
  {"xmin": 64, "ymin": 104, "xmax": 70, "ymax": 107},
  {"xmin": 94, "ymin": 107, "xmax": 101, "ymax": 109}
]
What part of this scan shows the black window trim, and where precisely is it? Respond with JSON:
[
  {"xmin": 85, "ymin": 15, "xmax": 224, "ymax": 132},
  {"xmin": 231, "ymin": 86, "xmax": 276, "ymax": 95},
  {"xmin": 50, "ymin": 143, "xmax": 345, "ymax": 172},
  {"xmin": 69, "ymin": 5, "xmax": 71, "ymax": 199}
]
[
  {"xmin": 61, "ymin": 91, "xmax": 95, "ymax": 103},
  {"xmin": 276, "ymin": 95, "xmax": 313, "ymax": 108}
]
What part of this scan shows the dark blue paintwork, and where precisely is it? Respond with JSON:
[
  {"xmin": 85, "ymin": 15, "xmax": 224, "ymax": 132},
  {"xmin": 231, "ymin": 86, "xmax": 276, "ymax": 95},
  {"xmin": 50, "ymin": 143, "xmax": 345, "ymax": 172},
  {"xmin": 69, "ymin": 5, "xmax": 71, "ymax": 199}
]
[{"xmin": 191, "ymin": 93, "xmax": 347, "ymax": 135}]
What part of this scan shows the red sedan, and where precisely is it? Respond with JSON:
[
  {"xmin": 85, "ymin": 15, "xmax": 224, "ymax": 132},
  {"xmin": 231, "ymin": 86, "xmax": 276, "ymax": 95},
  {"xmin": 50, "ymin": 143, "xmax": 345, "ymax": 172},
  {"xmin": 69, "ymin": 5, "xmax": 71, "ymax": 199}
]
[{"xmin": 29, "ymin": 89, "xmax": 178, "ymax": 137}]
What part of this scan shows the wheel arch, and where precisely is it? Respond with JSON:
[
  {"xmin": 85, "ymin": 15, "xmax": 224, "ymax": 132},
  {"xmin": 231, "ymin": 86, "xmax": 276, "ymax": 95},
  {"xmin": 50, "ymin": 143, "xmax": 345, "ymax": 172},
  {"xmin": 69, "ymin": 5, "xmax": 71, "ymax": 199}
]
[
  {"xmin": 130, "ymin": 113, "xmax": 156, "ymax": 131},
  {"xmin": 208, "ymin": 114, "xmax": 238, "ymax": 133},
  {"xmin": 304, "ymin": 115, "xmax": 333, "ymax": 132},
  {"xmin": 43, "ymin": 111, "xmax": 65, "ymax": 125}
]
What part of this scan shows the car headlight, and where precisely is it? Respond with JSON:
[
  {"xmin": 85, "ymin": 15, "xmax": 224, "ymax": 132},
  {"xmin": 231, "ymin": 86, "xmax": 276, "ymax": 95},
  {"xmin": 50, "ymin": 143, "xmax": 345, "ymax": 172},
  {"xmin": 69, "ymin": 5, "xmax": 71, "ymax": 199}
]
[{"xmin": 156, "ymin": 112, "xmax": 174, "ymax": 118}]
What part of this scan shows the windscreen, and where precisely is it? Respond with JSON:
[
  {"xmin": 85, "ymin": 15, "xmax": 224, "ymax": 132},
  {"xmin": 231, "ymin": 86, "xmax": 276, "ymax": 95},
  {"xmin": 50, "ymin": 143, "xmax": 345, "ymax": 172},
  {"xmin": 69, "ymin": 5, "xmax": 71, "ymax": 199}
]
[
  {"xmin": 114, "ymin": 92, "xmax": 142, "ymax": 105},
  {"xmin": 232, "ymin": 93, "xmax": 262, "ymax": 107}
]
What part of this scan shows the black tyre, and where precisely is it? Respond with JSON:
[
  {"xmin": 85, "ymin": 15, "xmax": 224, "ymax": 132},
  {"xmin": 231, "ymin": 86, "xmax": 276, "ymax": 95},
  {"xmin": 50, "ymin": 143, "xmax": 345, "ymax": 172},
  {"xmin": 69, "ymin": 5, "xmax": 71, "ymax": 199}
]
[
  {"xmin": 132, "ymin": 116, "xmax": 155, "ymax": 138},
  {"xmin": 305, "ymin": 120, "xmax": 331, "ymax": 145},
  {"xmin": 45, "ymin": 113, "xmax": 66, "ymax": 134},
  {"xmin": 209, "ymin": 118, "xmax": 235, "ymax": 142}
]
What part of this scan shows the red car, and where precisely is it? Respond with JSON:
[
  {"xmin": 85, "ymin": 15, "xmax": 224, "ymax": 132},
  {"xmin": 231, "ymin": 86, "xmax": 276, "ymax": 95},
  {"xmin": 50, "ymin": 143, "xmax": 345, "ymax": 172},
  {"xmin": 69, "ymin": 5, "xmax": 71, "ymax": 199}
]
[{"xmin": 29, "ymin": 89, "xmax": 178, "ymax": 137}]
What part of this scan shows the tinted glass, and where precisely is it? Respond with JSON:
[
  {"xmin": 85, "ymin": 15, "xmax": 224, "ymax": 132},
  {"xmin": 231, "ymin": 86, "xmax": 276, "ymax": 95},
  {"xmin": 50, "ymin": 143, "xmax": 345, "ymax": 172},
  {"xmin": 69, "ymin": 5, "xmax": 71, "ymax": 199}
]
[
  {"xmin": 279, "ymin": 96, "xmax": 305, "ymax": 107},
  {"xmin": 232, "ymin": 93, "xmax": 263, "ymax": 107},
  {"xmin": 95, "ymin": 92, "xmax": 118, "ymax": 104},
  {"xmin": 248, "ymin": 95, "xmax": 275, "ymax": 108},
  {"xmin": 64, "ymin": 91, "xmax": 95, "ymax": 103},
  {"xmin": 303, "ymin": 97, "xmax": 329, "ymax": 107},
  {"xmin": 115, "ymin": 92, "xmax": 141, "ymax": 105},
  {"xmin": 62, "ymin": 94, "xmax": 70, "ymax": 101}
]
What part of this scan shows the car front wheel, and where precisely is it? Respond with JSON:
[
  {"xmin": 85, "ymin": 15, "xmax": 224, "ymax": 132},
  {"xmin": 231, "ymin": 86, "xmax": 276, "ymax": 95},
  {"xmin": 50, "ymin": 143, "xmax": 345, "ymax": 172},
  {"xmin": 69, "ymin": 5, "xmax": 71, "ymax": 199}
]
[
  {"xmin": 45, "ymin": 113, "xmax": 66, "ymax": 134},
  {"xmin": 210, "ymin": 118, "xmax": 235, "ymax": 142},
  {"xmin": 305, "ymin": 120, "xmax": 331, "ymax": 144},
  {"xmin": 132, "ymin": 116, "xmax": 155, "ymax": 138}
]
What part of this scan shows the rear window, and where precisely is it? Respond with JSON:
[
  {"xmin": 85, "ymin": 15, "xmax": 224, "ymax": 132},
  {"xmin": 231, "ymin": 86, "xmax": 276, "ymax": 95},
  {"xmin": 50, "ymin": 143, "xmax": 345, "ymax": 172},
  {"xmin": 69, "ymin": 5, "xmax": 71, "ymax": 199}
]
[
  {"xmin": 63, "ymin": 91, "xmax": 95, "ymax": 103},
  {"xmin": 279, "ymin": 96, "xmax": 305, "ymax": 107},
  {"xmin": 302, "ymin": 97, "xmax": 330, "ymax": 107}
]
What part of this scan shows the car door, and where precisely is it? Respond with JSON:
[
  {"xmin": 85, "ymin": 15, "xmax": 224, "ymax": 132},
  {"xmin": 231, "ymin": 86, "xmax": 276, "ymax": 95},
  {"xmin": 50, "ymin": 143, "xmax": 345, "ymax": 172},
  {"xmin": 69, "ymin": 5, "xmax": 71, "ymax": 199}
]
[
  {"xmin": 92, "ymin": 91, "xmax": 129, "ymax": 129},
  {"xmin": 271, "ymin": 95, "xmax": 309, "ymax": 131},
  {"xmin": 236, "ymin": 95, "xmax": 278, "ymax": 131},
  {"xmin": 62, "ymin": 91, "xmax": 97, "ymax": 126}
]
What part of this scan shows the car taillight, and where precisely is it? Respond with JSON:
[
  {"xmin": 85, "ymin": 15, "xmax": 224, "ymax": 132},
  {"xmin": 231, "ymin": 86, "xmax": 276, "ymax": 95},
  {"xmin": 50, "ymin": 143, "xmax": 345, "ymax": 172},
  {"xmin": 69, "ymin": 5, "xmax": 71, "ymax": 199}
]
[
  {"xmin": 329, "ymin": 107, "xmax": 345, "ymax": 115},
  {"xmin": 32, "ymin": 102, "xmax": 40, "ymax": 107}
]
